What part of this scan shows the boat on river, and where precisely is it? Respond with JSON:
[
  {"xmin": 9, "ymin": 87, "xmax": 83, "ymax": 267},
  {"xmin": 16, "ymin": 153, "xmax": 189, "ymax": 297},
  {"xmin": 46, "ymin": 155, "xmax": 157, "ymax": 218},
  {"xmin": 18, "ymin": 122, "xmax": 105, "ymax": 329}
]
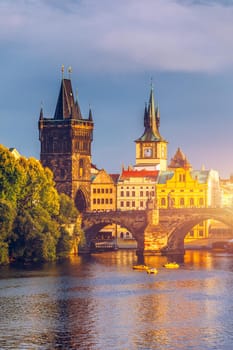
[
  {"xmin": 147, "ymin": 267, "xmax": 158, "ymax": 274},
  {"xmin": 132, "ymin": 264, "xmax": 149, "ymax": 271},
  {"xmin": 164, "ymin": 262, "xmax": 179, "ymax": 269}
]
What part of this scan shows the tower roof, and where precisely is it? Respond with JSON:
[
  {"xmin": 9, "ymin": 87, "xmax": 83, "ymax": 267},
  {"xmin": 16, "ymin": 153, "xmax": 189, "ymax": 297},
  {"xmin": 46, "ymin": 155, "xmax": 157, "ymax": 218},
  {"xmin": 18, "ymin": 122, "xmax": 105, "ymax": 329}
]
[
  {"xmin": 168, "ymin": 147, "xmax": 192, "ymax": 170},
  {"xmin": 136, "ymin": 85, "xmax": 166, "ymax": 143},
  {"xmin": 54, "ymin": 78, "xmax": 81, "ymax": 120}
]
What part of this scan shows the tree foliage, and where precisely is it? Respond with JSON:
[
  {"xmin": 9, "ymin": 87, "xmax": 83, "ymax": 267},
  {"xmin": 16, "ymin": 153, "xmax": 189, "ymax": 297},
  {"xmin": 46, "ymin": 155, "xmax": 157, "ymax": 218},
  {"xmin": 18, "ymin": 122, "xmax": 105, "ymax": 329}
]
[{"xmin": 0, "ymin": 145, "xmax": 80, "ymax": 264}]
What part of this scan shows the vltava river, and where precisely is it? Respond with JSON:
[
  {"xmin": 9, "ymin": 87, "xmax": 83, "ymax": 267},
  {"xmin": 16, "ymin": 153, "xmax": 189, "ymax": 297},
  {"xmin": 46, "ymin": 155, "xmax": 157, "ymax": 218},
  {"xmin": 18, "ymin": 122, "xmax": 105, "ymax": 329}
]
[{"xmin": 0, "ymin": 250, "xmax": 233, "ymax": 350}]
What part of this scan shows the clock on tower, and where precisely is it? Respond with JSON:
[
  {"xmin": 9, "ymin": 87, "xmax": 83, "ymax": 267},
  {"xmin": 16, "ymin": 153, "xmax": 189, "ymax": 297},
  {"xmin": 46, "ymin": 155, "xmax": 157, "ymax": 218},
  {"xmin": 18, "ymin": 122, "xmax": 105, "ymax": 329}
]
[{"xmin": 144, "ymin": 147, "xmax": 152, "ymax": 157}]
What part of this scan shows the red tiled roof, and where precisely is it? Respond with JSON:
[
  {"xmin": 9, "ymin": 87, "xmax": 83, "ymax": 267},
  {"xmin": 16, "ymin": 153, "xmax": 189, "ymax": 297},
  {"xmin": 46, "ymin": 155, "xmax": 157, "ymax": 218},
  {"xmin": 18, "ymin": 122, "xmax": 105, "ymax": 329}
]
[{"xmin": 121, "ymin": 169, "xmax": 159, "ymax": 178}]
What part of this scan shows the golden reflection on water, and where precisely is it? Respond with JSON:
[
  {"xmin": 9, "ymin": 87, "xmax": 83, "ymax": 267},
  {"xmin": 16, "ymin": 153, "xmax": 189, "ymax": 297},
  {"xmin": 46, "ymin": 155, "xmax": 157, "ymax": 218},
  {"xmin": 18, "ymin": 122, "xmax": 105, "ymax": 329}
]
[{"xmin": 1, "ymin": 250, "xmax": 233, "ymax": 349}]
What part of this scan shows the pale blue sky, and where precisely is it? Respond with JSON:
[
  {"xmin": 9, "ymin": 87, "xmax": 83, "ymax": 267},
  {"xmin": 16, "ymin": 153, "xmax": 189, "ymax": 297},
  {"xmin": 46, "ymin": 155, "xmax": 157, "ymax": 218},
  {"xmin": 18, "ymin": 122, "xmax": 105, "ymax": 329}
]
[{"xmin": 0, "ymin": 0, "xmax": 233, "ymax": 178}]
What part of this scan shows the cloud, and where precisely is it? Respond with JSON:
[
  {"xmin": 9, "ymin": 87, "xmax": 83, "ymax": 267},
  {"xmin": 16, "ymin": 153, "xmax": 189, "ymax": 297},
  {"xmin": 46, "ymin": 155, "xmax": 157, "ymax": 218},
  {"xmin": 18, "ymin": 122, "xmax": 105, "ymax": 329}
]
[{"xmin": 0, "ymin": 0, "xmax": 233, "ymax": 73}]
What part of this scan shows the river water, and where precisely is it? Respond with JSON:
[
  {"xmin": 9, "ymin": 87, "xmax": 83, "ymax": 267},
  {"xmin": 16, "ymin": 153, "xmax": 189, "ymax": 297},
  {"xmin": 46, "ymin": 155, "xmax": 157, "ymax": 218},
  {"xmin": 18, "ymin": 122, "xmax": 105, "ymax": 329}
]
[{"xmin": 0, "ymin": 250, "xmax": 233, "ymax": 350}]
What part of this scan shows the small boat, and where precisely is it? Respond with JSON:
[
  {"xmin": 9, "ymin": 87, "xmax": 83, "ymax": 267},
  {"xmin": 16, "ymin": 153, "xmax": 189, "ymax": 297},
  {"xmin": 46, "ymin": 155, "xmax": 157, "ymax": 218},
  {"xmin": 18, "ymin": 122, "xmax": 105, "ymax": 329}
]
[
  {"xmin": 164, "ymin": 262, "xmax": 179, "ymax": 269},
  {"xmin": 132, "ymin": 264, "xmax": 149, "ymax": 270},
  {"xmin": 147, "ymin": 267, "xmax": 158, "ymax": 274}
]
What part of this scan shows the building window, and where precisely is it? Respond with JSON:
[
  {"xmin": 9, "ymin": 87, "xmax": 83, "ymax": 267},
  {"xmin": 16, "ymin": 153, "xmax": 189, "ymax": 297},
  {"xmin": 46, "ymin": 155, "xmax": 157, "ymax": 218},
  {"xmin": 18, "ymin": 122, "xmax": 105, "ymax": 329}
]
[
  {"xmin": 110, "ymin": 189, "xmax": 113, "ymax": 193},
  {"xmin": 132, "ymin": 201, "xmax": 135, "ymax": 207},
  {"xmin": 179, "ymin": 174, "xmax": 185, "ymax": 182},
  {"xmin": 132, "ymin": 191, "xmax": 135, "ymax": 197},
  {"xmin": 101, "ymin": 189, "xmax": 104, "ymax": 193},
  {"xmin": 97, "ymin": 198, "xmax": 100, "ymax": 204},
  {"xmin": 180, "ymin": 198, "xmax": 185, "ymax": 206},
  {"xmin": 140, "ymin": 191, "xmax": 143, "ymax": 197},
  {"xmin": 110, "ymin": 199, "xmax": 113, "ymax": 204},
  {"xmin": 93, "ymin": 188, "xmax": 96, "ymax": 194},
  {"xmin": 189, "ymin": 230, "xmax": 194, "ymax": 237},
  {"xmin": 126, "ymin": 191, "xmax": 130, "ymax": 197},
  {"xmin": 79, "ymin": 159, "xmax": 84, "ymax": 177},
  {"xmin": 190, "ymin": 198, "xmax": 194, "ymax": 207},
  {"xmin": 121, "ymin": 191, "xmax": 124, "ymax": 197},
  {"xmin": 120, "ymin": 201, "xmax": 124, "ymax": 207},
  {"xmin": 106, "ymin": 189, "xmax": 109, "ymax": 193},
  {"xmin": 199, "ymin": 198, "xmax": 204, "ymax": 206},
  {"xmin": 199, "ymin": 230, "xmax": 204, "ymax": 237},
  {"xmin": 106, "ymin": 198, "xmax": 109, "ymax": 204},
  {"xmin": 126, "ymin": 201, "xmax": 130, "ymax": 207},
  {"xmin": 93, "ymin": 199, "xmax": 96, "ymax": 204},
  {"xmin": 97, "ymin": 188, "xmax": 100, "ymax": 194},
  {"xmin": 146, "ymin": 191, "xmax": 149, "ymax": 196},
  {"xmin": 140, "ymin": 201, "xmax": 143, "ymax": 208},
  {"xmin": 161, "ymin": 198, "xmax": 166, "ymax": 206},
  {"xmin": 101, "ymin": 198, "xmax": 104, "ymax": 204}
]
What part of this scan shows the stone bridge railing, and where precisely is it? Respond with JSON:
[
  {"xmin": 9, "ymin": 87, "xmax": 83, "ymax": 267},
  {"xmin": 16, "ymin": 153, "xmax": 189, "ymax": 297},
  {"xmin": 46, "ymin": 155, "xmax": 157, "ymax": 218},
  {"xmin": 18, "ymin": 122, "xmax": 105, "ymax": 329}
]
[{"xmin": 80, "ymin": 207, "xmax": 233, "ymax": 256}]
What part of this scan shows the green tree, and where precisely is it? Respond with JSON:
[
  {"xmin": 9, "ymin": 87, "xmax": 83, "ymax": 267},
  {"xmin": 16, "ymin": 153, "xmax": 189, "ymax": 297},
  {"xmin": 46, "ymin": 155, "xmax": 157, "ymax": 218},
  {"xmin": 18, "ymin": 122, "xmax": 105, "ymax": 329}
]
[
  {"xmin": 57, "ymin": 193, "xmax": 79, "ymax": 224},
  {"xmin": 0, "ymin": 145, "xmax": 22, "ymax": 205},
  {"xmin": 56, "ymin": 226, "xmax": 74, "ymax": 259},
  {"xmin": 0, "ymin": 145, "xmax": 84, "ymax": 264},
  {"xmin": 7, "ymin": 156, "xmax": 61, "ymax": 263},
  {"xmin": 0, "ymin": 199, "xmax": 16, "ymax": 264},
  {"xmin": 17, "ymin": 157, "xmax": 59, "ymax": 216}
]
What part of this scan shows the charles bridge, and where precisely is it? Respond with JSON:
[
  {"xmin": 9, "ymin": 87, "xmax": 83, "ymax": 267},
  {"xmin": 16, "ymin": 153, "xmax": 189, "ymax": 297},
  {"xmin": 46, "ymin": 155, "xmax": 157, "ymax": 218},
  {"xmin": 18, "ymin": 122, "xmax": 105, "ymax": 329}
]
[{"xmin": 81, "ymin": 207, "xmax": 233, "ymax": 256}]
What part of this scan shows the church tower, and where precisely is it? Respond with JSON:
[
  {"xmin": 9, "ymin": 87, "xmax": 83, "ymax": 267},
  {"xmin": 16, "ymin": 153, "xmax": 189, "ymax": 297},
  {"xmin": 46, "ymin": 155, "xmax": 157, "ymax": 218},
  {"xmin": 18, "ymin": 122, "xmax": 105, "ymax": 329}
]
[
  {"xmin": 134, "ymin": 85, "xmax": 168, "ymax": 171},
  {"xmin": 38, "ymin": 67, "xmax": 94, "ymax": 212}
]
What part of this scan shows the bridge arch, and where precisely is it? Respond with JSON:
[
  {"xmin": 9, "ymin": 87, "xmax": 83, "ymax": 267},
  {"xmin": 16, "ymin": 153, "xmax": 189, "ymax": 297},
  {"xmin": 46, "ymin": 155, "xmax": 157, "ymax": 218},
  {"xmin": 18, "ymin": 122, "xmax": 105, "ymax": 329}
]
[
  {"xmin": 81, "ymin": 210, "xmax": 148, "ymax": 251},
  {"xmin": 166, "ymin": 209, "xmax": 233, "ymax": 253}
]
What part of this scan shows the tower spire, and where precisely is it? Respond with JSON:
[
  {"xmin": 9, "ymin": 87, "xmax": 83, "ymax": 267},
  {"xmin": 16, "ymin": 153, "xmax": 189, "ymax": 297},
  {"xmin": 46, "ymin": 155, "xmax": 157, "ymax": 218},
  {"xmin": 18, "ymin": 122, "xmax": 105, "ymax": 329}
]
[
  {"xmin": 68, "ymin": 66, "xmax": 72, "ymax": 79},
  {"xmin": 61, "ymin": 64, "xmax": 65, "ymax": 79},
  {"xmin": 88, "ymin": 104, "xmax": 93, "ymax": 121}
]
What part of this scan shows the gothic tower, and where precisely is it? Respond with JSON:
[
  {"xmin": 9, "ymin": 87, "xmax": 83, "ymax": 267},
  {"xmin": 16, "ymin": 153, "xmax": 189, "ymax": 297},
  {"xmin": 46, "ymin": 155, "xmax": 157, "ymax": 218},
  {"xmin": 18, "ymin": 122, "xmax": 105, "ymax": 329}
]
[
  {"xmin": 134, "ymin": 85, "xmax": 168, "ymax": 171},
  {"xmin": 38, "ymin": 68, "xmax": 94, "ymax": 212}
]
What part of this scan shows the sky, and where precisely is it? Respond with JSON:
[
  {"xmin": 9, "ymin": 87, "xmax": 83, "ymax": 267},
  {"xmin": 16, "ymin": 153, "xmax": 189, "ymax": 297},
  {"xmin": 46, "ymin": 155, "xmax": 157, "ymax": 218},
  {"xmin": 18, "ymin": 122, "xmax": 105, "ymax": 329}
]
[{"xmin": 1, "ymin": 0, "xmax": 233, "ymax": 178}]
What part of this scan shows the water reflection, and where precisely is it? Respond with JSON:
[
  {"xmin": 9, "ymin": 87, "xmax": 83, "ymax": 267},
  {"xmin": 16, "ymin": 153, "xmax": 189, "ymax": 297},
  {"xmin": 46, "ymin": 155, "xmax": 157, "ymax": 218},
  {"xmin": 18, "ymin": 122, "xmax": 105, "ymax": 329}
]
[{"xmin": 0, "ymin": 250, "xmax": 233, "ymax": 349}]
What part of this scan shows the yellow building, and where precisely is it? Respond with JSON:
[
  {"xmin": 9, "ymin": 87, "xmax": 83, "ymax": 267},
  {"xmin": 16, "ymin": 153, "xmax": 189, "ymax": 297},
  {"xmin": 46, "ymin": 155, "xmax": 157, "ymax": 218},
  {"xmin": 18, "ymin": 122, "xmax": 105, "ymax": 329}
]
[
  {"xmin": 91, "ymin": 168, "xmax": 118, "ymax": 211},
  {"xmin": 157, "ymin": 148, "xmax": 221, "ymax": 239},
  {"xmin": 90, "ymin": 168, "xmax": 119, "ymax": 241}
]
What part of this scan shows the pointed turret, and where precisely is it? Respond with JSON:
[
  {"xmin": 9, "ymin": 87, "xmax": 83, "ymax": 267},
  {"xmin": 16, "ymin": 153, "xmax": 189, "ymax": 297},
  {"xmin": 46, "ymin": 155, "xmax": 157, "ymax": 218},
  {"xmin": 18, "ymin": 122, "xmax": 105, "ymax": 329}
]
[
  {"xmin": 144, "ymin": 103, "xmax": 148, "ymax": 128},
  {"xmin": 54, "ymin": 78, "xmax": 78, "ymax": 120},
  {"xmin": 136, "ymin": 84, "xmax": 165, "ymax": 142},
  {"xmin": 168, "ymin": 147, "xmax": 192, "ymax": 170},
  {"xmin": 156, "ymin": 104, "xmax": 160, "ymax": 128},
  {"xmin": 88, "ymin": 105, "xmax": 93, "ymax": 121},
  {"xmin": 39, "ymin": 106, "xmax": 44, "ymax": 120},
  {"xmin": 134, "ymin": 82, "xmax": 168, "ymax": 171}
]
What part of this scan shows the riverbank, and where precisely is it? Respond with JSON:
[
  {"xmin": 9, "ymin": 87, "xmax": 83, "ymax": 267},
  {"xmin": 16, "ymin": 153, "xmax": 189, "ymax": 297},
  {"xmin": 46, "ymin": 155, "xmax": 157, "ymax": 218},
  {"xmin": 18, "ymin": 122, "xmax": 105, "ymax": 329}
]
[{"xmin": 184, "ymin": 237, "xmax": 231, "ymax": 250}]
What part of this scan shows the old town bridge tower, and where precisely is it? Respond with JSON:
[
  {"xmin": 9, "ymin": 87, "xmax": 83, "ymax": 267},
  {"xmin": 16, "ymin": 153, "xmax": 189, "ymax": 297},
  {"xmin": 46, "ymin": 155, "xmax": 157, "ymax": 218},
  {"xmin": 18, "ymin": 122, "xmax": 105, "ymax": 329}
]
[{"xmin": 38, "ymin": 68, "xmax": 94, "ymax": 212}]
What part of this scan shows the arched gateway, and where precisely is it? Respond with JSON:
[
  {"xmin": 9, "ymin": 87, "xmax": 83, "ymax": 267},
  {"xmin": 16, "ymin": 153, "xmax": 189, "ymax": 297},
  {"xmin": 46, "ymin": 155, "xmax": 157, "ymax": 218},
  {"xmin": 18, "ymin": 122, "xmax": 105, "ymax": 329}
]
[{"xmin": 81, "ymin": 208, "xmax": 233, "ymax": 256}]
